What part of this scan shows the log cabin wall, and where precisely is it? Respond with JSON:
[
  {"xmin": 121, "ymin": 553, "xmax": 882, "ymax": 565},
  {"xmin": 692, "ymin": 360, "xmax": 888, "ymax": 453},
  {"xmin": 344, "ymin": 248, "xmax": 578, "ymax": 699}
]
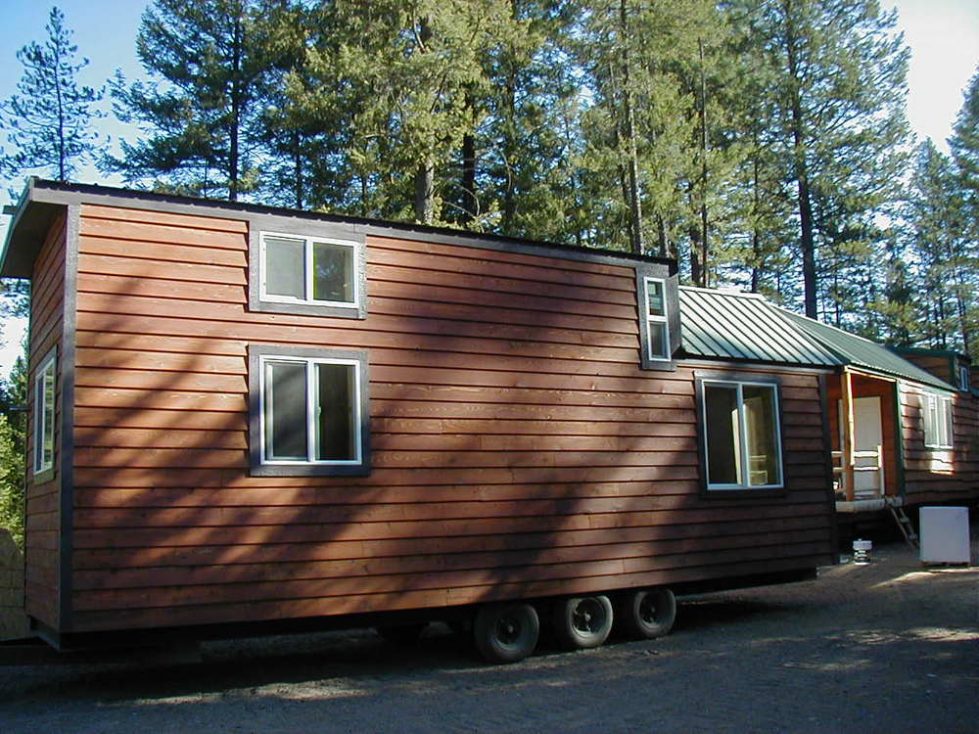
[
  {"xmin": 24, "ymin": 213, "xmax": 67, "ymax": 630},
  {"xmin": 62, "ymin": 201, "xmax": 835, "ymax": 633},
  {"xmin": 899, "ymin": 382, "xmax": 979, "ymax": 504}
]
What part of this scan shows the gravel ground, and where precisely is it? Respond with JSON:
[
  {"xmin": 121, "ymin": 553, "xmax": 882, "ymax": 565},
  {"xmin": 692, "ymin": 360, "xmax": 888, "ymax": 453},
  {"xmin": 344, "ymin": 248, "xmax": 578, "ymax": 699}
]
[{"xmin": 1, "ymin": 539, "xmax": 977, "ymax": 734}]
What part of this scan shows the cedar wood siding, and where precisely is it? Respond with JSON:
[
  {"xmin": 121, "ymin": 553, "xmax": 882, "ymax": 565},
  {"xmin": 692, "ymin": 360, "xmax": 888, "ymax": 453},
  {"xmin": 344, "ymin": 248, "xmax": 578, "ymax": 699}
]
[
  {"xmin": 66, "ymin": 202, "xmax": 834, "ymax": 633},
  {"xmin": 24, "ymin": 212, "xmax": 67, "ymax": 629},
  {"xmin": 899, "ymin": 383, "xmax": 979, "ymax": 504}
]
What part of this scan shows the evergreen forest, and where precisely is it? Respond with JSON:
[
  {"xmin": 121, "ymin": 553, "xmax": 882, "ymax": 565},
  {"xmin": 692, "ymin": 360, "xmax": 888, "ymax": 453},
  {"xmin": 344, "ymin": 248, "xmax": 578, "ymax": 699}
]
[{"xmin": 1, "ymin": 0, "xmax": 977, "ymax": 353}]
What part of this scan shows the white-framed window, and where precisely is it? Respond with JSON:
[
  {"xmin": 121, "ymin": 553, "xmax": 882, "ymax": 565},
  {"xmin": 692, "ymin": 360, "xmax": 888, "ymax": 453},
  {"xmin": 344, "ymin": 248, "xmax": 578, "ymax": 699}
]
[
  {"xmin": 644, "ymin": 277, "xmax": 671, "ymax": 362},
  {"xmin": 958, "ymin": 365, "xmax": 970, "ymax": 392},
  {"xmin": 700, "ymin": 379, "xmax": 783, "ymax": 490},
  {"xmin": 249, "ymin": 345, "xmax": 370, "ymax": 476},
  {"xmin": 260, "ymin": 231, "xmax": 360, "ymax": 310},
  {"xmin": 33, "ymin": 349, "xmax": 56, "ymax": 476},
  {"xmin": 923, "ymin": 393, "xmax": 953, "ymax": 449}
]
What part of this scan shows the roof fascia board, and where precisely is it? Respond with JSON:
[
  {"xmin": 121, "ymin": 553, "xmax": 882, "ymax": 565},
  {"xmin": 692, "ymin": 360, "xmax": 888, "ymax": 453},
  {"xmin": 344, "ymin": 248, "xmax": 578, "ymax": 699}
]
[{"xmin": 677, "ymin": 356, "xmax": 833, "ymax": 377}]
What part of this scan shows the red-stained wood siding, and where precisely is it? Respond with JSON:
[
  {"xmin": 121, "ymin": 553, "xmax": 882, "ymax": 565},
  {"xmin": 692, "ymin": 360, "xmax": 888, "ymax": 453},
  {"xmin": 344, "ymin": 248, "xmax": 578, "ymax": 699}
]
[
  {"xmin": 24, "ymin": 213, "xmax": 67, "ymax": 629},
  {"xmin": 900, "ymin": 383, "xmax": 979, "ymax": 504},
  {"xmin": 65, "ymin": 203, "xmax": 835, "ymax": 633}
]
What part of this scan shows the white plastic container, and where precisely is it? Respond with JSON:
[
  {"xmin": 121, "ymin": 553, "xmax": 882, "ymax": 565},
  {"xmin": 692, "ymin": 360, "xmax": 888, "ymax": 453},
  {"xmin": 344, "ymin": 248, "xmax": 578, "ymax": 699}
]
[{"xmin": 919, "ymin": 506, "xmax": 971, "ymax": 564}]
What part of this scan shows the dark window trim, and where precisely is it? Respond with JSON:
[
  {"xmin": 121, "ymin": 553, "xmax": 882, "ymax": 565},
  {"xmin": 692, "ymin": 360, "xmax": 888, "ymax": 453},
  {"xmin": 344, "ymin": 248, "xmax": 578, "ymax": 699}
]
[
  {"xmin": 248, "ymin": 344, "xmax": 371, "ymax": 477},
  {"xmin": 32, "ymin": 346, "xmax": 57, "ymax": 483},
  {"xmin": 693, "ymin": 370, "xmax": 787, "ymax": 498},
  {"xmin": 248, "ymin": 215, "xmax": 367, "ymax": 320},
  {"xmin": 636, "ymin": 265, "xmax": 679, "ymax": 372}
]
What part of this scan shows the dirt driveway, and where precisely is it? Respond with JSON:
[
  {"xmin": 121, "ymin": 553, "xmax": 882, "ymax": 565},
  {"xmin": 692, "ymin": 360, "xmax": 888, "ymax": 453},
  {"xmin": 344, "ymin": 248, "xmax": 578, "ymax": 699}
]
[{"xmin": 1, "ymin": 540, "xmax": 977, "ymax": 734}]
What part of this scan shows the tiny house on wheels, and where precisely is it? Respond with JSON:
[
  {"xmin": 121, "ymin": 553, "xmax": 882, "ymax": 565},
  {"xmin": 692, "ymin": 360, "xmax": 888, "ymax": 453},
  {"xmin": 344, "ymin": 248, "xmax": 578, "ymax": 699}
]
[{"xmin": 1, "ymin": 179, "xmax": 838, "ymax": 663}]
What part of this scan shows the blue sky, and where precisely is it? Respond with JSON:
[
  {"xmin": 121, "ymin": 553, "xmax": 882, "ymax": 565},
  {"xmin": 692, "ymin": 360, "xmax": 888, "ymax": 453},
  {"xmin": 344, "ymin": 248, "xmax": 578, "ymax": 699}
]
[{"xmin": 0, "ymin": 0, "xmax": 977, "ymax": 375}]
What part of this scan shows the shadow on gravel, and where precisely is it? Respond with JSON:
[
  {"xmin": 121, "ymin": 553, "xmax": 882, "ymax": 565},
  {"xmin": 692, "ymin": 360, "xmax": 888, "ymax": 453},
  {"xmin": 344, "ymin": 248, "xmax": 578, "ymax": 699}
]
[
  {"xmin": 672, "ymin": 598, "xmax": 803, "ymax": 633},
  {"xmin": 3, "ymin": 628, "xmax": 481, "ymax": 703}
]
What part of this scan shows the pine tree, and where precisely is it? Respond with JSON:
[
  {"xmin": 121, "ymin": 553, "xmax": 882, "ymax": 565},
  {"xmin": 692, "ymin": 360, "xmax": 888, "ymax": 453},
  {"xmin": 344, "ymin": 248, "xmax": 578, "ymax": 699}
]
[
  {"xmin": 753, "ymin": 0, "xmax": 910, "ymax": 319},
  {"xmin": 0, "ymin": 359, "xmax": 27, "ymax": 550},
  {"xmin": 947, "ymin": 70, "xmax": 979, "ymax": 359},
  {"xmin": 105, "ymin": 0, "xmax": 282, "ymax": 200},
  {"xmin": 905, "ymin": 140, "xmax": 969, "ymax": 351},
  {"xmin": 0, "ymin": 7, "xmax": 102, "ymax": 183}
]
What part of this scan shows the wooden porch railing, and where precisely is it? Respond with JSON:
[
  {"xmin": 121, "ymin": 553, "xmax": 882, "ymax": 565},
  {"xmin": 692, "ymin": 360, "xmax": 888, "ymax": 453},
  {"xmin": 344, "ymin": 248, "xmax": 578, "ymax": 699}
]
[{"xmin": 832, "ymin": 445, "xmax": 884, "ymax": 501}]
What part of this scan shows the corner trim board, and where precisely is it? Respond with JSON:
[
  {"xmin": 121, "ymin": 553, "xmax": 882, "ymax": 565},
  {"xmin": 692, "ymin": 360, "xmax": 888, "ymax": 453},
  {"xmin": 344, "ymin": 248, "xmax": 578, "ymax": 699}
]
[{"xmin": 58, "ymin": 204, "xmax": 80, "ymax": 632}]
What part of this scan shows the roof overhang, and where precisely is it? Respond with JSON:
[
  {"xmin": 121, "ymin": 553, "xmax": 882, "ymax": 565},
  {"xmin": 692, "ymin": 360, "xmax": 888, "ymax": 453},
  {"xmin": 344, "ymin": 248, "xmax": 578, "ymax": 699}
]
[{"xmin": 1, "ymin": 178, "xmax": 70, "ymax": 279}]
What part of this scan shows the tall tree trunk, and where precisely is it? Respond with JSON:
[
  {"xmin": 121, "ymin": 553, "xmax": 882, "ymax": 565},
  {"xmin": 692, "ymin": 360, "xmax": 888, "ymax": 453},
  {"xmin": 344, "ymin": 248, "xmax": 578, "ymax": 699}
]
[
  {"xmin": 414, "ymin": 160, "xmax": 435, "ymax": 224},
  {"xmin": 292, "ymin": 130, "xmax": 303, "ymax": 210},
  {"xmin": 54, "ymin": 40, "xmax": 66, "ymax": 180},
  {"xmin": 687, "ymin": 183, "xmax": 703, "ymax": 286},
  {"xmin": 697, "ymin": 37, "xmax": 709, "ymax": 287},
  {"xmin": 784, "ymin": 0, "xmax": 818, "ymax": 317},
  {"xmin": 461, "ymin": 118, "xmax": 477, "ymax": 226},
  {"xmin": 619, "ymin": 0, "xmax": 645, "ymax": 256},
  {"xmin": 501, "ymin": 55, "xmax": 517, "ymax": 233},
  {"xmin": 751, "ymin": 146, "xmax": 762, "ymax": 293},
  {"xmin": 228, "ymin": 12, "xmax": 243, "ymax": 202}
]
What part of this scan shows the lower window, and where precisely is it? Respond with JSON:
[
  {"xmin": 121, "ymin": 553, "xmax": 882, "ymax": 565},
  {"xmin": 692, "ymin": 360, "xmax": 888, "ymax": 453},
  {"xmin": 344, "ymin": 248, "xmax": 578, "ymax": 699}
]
[
  {"xmin": 700, "ymin": 379, "xmax": 783, "ymax": 490},
  {"xmin": 249, "ymin": 346, "xmax": 370, "ymax": 476}
]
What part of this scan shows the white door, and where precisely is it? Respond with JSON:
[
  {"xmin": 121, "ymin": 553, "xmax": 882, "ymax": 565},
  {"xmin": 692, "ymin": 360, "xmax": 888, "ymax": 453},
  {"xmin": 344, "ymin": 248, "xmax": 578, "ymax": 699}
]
[{"xmin": 839, "ymin": 396, "xmax": 884, "ymax": 498}]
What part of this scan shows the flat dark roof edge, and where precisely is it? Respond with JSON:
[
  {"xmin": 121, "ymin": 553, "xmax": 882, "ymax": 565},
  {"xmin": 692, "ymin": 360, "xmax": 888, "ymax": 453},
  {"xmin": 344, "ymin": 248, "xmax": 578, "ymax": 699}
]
[{"xmin": 13, "ymin": 178, "xmax": 676, "ymax": 272}]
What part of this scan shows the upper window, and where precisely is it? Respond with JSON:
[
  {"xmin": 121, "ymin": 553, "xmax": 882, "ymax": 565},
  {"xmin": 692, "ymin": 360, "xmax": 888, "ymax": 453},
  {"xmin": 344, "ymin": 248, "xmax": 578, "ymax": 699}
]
[
  {"xmin": 958, "ymin": 365, "xmax": 970, "ymax": 392},
  {"xmin": 250, "ymin": 223, "xmax": 367, "ymax": 320},
  {"xmin": 33, "ymin": 349, "xmax": 56, "ymax": 476},
  {"xmin": 923, "ymin": 393, "xmax": 953, "ymax": 450},
  {"xmin": 644, "ymin": 277, "xmax": 670, "ymax": 362},
  {"xmin": 249, "ymin": 345, "xmax": 370, "ymax": 476},
  {"xmin": 700, "ymin": 379, "xmax": 783, "ymax": 490},
  {"xmin": 261, "ymin": 231, "xmax": 359, "ymax": 308}
]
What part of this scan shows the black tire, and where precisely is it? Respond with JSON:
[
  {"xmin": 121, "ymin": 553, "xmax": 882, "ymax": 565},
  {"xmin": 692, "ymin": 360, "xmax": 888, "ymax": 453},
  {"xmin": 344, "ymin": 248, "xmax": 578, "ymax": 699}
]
[
  {"xmin": 376, "ymin": 622, "xmax": 428, "ymax": 645},
  {"xmin": 473, "ymin": 603, "xmax": 540, "ymax": 663},
  {"xmin": 618, "ymin": 587, "xmax": 676, "ymax": 639},
  {"xmin": 552, "ymin": 595, "xmax": 614, "ymax": 650}
]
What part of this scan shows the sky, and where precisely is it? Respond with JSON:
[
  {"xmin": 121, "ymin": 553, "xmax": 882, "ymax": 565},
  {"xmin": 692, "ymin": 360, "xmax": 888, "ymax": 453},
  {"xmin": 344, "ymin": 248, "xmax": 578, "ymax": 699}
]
[{"xmin": 0, "ymin": 0, "xmax": 977, "ymax": 378}]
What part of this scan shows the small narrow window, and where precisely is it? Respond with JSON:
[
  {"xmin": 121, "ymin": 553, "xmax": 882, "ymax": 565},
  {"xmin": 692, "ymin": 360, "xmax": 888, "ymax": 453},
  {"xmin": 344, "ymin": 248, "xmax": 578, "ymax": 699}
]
[
  {"xmin": 33, "ymin": 349, "xmax": 56, "ymax": 476},
  {"xmin": 923, "ymin": 393, "xmax": 953, "ymax": 449},
  {"xmin": 644, "ymin": 277, "xmax": 671, "ymax": 362},
  {"xmin": 700, "ymin": 379, "xmax": 783, "ymax": 490},
  {"xmin": 260, "ymin": 231, "xmax": 359, "ymax": 310},
  {"xmin": 250, "ymin": 346, "xmax": 370, "ymax": 476},
  {"xmin": 959, "ymin": 365, "xmax": 970, "ymax": 392}
]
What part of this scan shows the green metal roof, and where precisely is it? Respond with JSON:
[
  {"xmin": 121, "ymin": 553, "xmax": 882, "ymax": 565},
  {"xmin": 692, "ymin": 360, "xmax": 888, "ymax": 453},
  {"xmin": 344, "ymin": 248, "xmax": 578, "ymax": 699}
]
[
  {"xmin": 780, "ymin": 309, "xmax": 955, "ymax": 391},
  {"xmin": 678, "ymin": 286, "xmax": 956, "ymax": 391},
  {"xmin": 679, "ymin": 288, "xmax": 842, "ymax": 366}
]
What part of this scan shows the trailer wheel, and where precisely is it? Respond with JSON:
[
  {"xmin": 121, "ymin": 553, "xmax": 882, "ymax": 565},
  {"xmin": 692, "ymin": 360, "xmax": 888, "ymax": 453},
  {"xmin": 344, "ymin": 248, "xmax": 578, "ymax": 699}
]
[
  {"xmin": 473, "ymin": 603, "xmax": 539, "ymax": 663},
  {"xmin": 376, "ymin": 623, "xmax": 428, "ymax": 645},
  {"xmin": 618, "ymin": 587, "xmax": 676, "ymax": 639},
  {"xmin": 553, "ymin": 595, "xmax": 614, "ymax": 650}
]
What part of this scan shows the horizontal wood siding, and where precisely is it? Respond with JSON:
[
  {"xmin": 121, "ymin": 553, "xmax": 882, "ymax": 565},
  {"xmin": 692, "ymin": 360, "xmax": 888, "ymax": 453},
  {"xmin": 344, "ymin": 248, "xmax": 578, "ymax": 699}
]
[
  {"xmin": 24, "ymin": 214, "xmax": 67, "ymax": 628},
  {"xmin": 900, "ymin": 383, "xmax": 979, "ymax": 504},
  {"xmin": 69, "ymin": 203, "xmax": 834, "ymax": 632}
]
